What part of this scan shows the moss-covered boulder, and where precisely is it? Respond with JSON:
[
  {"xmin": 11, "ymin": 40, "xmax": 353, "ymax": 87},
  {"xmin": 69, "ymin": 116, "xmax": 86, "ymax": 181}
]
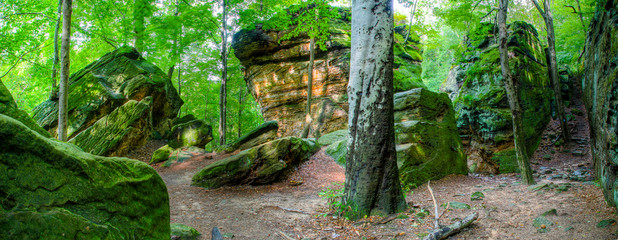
[
  {"xmin": 32, "ymin": 46, "xmax": 182, "ymax": 156},
  {"xmin": 170, "ymin": 223, "xmax": 200, "ymax": 240},
  {"xmin": 151, "ymin": 144, "xmax": 175, "ymax": 164},
  {"xmin": 582, "ymin": 0, "xmax": 618, "ymax": 209},
  {"xmin": 317, "ymin": 129, "xmax": 347, "ymax": 146},
  {"xmin": 168, "ymin": 119, "xmax": 213, "ymax": 149},
  {"xmin": 232, "ymin": 7, "xmax": 423, "ymax": 137},
  {"xmin": 192, "ymin": 137, "xmax": 319, "ymax": 189},
  {"xmin": 325, "ymin": 139, "xmax": 347, "ymax": 166},
  {"xmin": 0, "ymin": 114, "xmax": 170, "ymax": 239},
  {"xmin": 394, "ymin": 88, "xmax": 468, "ymax": 189},
  {"xmin": 221, "ymin": 120, "xmax": 278, "ymax": 153},
  {"xmin": 0, "ymin": 80, "xmax": 50, "ymax": 138},
  {"xmin": 442, "ymin": 22, "xmax": 552, "ymax": 174}
]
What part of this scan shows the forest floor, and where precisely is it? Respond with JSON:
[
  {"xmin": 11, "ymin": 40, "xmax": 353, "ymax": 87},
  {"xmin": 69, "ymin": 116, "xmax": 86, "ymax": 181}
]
[{"xmin": 129, "ymin": 95, "xmax": 618, "ymax": 239}]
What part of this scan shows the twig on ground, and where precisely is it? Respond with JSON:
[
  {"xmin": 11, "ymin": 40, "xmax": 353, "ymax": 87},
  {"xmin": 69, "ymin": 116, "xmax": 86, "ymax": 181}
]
[
  {"xmin": 376, "ymin": 213, "xmax": 399, "ymax": 224},
  {"xmin": 427, "ymin": 180, "xmax": 440, "ymax": 229},
  {"xmin": 438, "ymin": 202, "xmax": 450, "ymax": 220},
  {"xmin": 277, "ymin": 230, "xmax": 295, "ymax": 240},
  {"xmin": 422, "ymin": 212, "xmax": 479, "ymax": 240}
]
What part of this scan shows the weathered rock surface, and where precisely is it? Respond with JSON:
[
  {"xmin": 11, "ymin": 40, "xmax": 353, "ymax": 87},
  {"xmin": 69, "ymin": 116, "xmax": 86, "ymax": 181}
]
[
  {"xmin": 0, "ymin": 114, "xmax": 170, "ymax": 239},
  {"xmin": 192, "ymin": 137, "xmax": 319, "ymax": 189},
  {"xmin": 221, "ymin": 120, "xmax": 278, "ymax": 153},
  {"xmin": 32, "ymin": 46, "xmax": 182, "ymax": 156},
  {"xmin": 322, "ymin": 88, "xmax": 467, "ymax": 188},
  {"xmin": 317, "ymin": 129, "xmax": 347, "ymax": 146},
  {"xmin": 232, "ymin": 8, "xmax": 423, "ymax": 137},
  {"xmin": 151, "ymin": 144, "xmax": 175, "ymax": 164},
  {"xmin": 0, "ymin": 80, "xmax": 50, "ymax": 138},
  {"xmin": 442, "ymin": 22, "xmax": 552, "ymax": 174},
  {"xmin": 168, "ymin": 119, "xmax": 213, "ymax": 149},
  {"xmin": 582, "ymin": 0, "xmax": 618, "ymax": 208}
]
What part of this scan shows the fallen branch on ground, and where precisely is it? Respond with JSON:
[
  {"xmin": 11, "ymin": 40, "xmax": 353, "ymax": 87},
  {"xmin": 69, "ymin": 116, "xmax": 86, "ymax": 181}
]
[
  {"xmin": 375, "ymin": 213, "xmax": 399, "ymax": 224},
  {"xmin": 422, "ymin": 212, "xmax": 479, "ymax": 240},
  {"xmin": 427, "ymin": 180, "xmax": 440, "ymax": 228}
]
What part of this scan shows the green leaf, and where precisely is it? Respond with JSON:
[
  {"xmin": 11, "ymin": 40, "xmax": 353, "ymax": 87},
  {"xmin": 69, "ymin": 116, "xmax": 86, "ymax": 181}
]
[
  {"xmin": 470, "ymin": 191, "xmax": 485, "ymax": 201},
  {"xmin": 597, "ymin": 219, "xmax": 616, "ymax": 228}
]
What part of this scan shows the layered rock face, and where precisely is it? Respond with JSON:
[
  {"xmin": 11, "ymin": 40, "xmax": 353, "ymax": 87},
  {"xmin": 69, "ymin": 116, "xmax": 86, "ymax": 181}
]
[
  {"xmin": 32, "ymin": 47, "xmax": 183, "ymax": 157},
  {"xmin": 442, "ymin": 22, "xmax": 552, "ymax": 174},
  {"xmin": 232, "ymin": 8, "xmax": 423, "ymax": 137},
  {"xmin": 0, "ymin": 114, "xmax": 170, "ymax": 239},
  {"xmin": 582, "ymin": 0, "xmax": 618, "ymax": 208}
]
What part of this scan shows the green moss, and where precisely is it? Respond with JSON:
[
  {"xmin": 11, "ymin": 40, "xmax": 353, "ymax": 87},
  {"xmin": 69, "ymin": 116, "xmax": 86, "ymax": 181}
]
[
  {"xmin": 493, "ymin": 149, "xmax": 519, "ymax": 173},
  {"xmin": 170, "ymin": 223, "xmax": 200, "ymax": 240},
  {"xmin": 168, "ymin": 119, "xmax": 213, "ymax": 149},
  {"xmin": 0, "ymin": 114, "xmax": 170, "ymax": 239},
  {"xmin": 150, "ymin": 145, "xmax": 173, "ymax": 164},
  {"xmin": 325, "ymin": 139, "xmax": 347, "ymax": 166},
  {"xmin": 0, "ymin": 80, "xmax": 51, "ymax": 138}
]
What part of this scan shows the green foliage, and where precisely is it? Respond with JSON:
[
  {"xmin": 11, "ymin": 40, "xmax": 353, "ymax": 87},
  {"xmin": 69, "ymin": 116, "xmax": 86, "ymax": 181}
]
[
  {"xmin": 280, "ymin": 0, "xmax": 340, "ymax": 51},
  {"xmin": 318, "ymin": 182, "xmax": 344, "ymax": 214},
  {"xmin": 470, "ymin": 191, "xmax": 485, "ymax": 201}
]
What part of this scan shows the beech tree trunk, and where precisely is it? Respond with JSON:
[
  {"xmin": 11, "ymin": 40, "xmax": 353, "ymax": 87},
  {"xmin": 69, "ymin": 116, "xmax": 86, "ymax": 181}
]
[
  {"xmin": 50, "ymin": 0, "xmax": 62, "ymax": 98},
  {"xmin": 301, "ymin": 37, "xmax": 315, "ymax": 138},
  {"xmin": 498, "ymin": 0, "xmax": 535, "ymax": 185},
  {"xmin": 343, "ymin": 0, "xmax": 406, "ymax": 219},
  {"xmin": 58, "ymin": 0, "xmax": 73, "ymax": 141},
  {"xmin": 532, "ymin": 0, "xmax": 571, "ymax": 144},
  {"xmin": 219, "ymin": 0, "xmax": 228, "ymax": 145}
]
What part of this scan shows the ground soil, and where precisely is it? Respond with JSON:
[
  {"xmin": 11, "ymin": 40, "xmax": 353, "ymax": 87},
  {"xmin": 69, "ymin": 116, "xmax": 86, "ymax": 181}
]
[{"xmin": 129, "ymin": 91, "xmax": 618, "ymax": 239}]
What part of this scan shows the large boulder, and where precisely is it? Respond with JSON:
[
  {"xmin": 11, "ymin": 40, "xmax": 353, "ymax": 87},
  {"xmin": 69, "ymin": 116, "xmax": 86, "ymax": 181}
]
[
  {"xmin": 394, "ymin": 88, "xmax": 468, "ymax": 189},
  {"xmin": 442, "ymin": 22, "xmax": 552, "ymax": 174},
  {"xmin": 0, "ymin": 114, "xmax": 170, "ymax": 239},
  {"xmin": 232, "ymin": 8, "xmax": 423, "ymax": 137},
  {"xmin": 168, "ymin": 119, "xmax": 213, "ymax": 149},
  {"xmin": 192, "ymin": 137, "xmax": 319, "ymax": 189},
  {"xmin": 32, "ymin": 46, "xmax": 183, "ymax": 156},
  {"xmin": 582, "ymin": 0, "xmax": 618, "ymax": 208},
  {"xmin": 221, "ymin": 120, "xmax": 279, "ymax": 153},
  {"xmin": 0, "ymin": 80, "xmax": 50, "ymax": 138}
]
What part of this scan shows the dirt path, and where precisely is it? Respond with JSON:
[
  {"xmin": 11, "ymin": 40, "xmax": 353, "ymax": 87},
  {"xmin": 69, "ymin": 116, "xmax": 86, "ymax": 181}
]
[{"xmin": 130, "ymin": 88, "xmax": 617, "ymax": 239}]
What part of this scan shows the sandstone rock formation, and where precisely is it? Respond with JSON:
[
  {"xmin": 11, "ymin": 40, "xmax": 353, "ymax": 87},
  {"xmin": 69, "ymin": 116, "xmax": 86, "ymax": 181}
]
[
  {"xmin": 32, "ymin": 46, "xmax": 183, "ymax": 157},
  {"xmin": 221, "ymin": 120, "xmax": 279, "ymax": 153},
  {"xmin": 192, "ymin": 137, "xmax": 319, "ymax": 189},
  {"xmin": 321, "ymin": 88, "xmax": 467, "ymax": 188},
  {"xmin": 168, "ymin": 119, "xmax": 213, "ymax": 149},
  {"xmin": 582, "ymin": 0, "xmax": 618, "ymax": 208},
  {"xmin": 442, "ymin": 22, "xmax": 552, "ymax": 174},
  {"xmin": 232, "ymin": 8, "xmax": 423, "ymax": 137},
  {"xmin": 0, "ymin": 80, "xmax": 50, "ymax": 137},
  {"xmin": 0, "ymin": 114, "xmax": 170, "ymax": 239}
]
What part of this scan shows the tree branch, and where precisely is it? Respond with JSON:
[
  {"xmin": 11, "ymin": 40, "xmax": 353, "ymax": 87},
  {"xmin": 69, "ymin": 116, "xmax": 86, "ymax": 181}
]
[
  {"xmin": 422, "ymin": 212, "xmax": 479, "ymax": 240},
  {"xmin": 564, "ymin": 5, "xmax": 578, "ymax": 14},
  {"xmin": 0, "ymin": 43, "xmax": 49, "ymax": 79},
  {"xmin": 480, "ymin": 8, "xmax": 499, "ymax": 20}
]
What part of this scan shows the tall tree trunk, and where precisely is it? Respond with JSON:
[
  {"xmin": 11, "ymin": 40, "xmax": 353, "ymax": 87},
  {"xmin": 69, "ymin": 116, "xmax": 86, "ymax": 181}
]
[
  {"xmin": 133, "ymin": 0, "xmax": 146, "ymax": 52},
  {"xmin": 343, "ymin": 0, "xmax": 407, "ymax": 219},
  {"xmin": 498, "ymin": 0, "xmax": 535, "ymax": 185},
  {"xmin": 219, "ymin": 0, "xmax": 228, "ymax": 145},
  {"xmin": 238, "ymin": 87, "xmax": 243, "ymax": 138},
  {"xmin": 532, "ymin": 0, "xmax": 571, "ymax": 144},
  {"xmin": 50, "ymin": 0, "xmax": 62, "ymax": 98},
  {"xmin": 177, "ymin": 60, "xmax": 182, "ymax": 117},
  {"xmin": 404, "ymin": 0, "xmax": 418, "ymax": 43},
  {"xmin": 301, "ymin": 37, "xmax": 315, "ymax": 138},
  {"xmin": 58, "ymin": 0, "xmax": 73, "ymax": 141}
]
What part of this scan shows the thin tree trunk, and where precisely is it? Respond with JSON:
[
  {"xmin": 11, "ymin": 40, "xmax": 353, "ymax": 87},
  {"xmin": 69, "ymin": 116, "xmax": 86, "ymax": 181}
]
[
  {"xmin": 404, "ymin": 0, "xmax": 418, "ymax": 43},
  {"xmin": 219, "ymin": 0, "xmax": 228, "ymax": 145},
  {"xmin": 58, "ymin": 0, "xmax": 73, "ymax": 142},
  {"xmin": 133, "ymin": 0, "xmax": 146, "ymax": 52},
  {"xmin": 167, "ymin": 66, "xmax": 174, "ymax": 79},
  {"xmin": 343, "ymin": 0, "xmax": 406, "ymax": 219},
  {"xmin": 532, "ymin": 0, "xmax": 571, "ymax": 144},
  {"xmin": 50, "ymin": 0, "xmax": 62, "ymax": 98},
  {"xmin": 238, "ymin": 87, "xmax": 243, "ymax": 138},
  {"xmin": 574, "ymin": 0, "xmax": 586, "ymax": 31},
  {"xmin": 301, "ymin": 37, "xmax": 315, "ymax": 138},
  {"xmin": 498, "ymin": 0, "xmax": 535, "ymax": 185},
  {"xmin": 177, "ymin": 60, "xmax": 182, "ymax": 117}
]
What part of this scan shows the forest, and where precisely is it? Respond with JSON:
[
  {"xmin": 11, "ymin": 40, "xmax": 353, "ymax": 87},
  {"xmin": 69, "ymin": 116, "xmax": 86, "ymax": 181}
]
[{"xmin": 1, "ymin": 0, "xmax": 617, "ymax": 239}]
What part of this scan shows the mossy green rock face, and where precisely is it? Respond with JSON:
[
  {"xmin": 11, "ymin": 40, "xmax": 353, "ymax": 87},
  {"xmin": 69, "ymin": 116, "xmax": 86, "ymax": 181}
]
[
  {"xmin": 192, "ymin": 137, "xmax": 319, "ymax": 188},
  {"xmin": 222, "ymin": 120, "xmax": 278, "ymax": 153},
  {"xmin": 170, "ymin": 223, "xmax": 200, "ymax": 240},
  {"xmin": 393, "ymin": 88, "xmax": 467, "ymax": 189},
  {"xmin": 232, "ymin": 7, "xmax": 422, "ymax": 137},
  {"xmin": 0, "ymin": 114, "xmax": 170, "ymax": 239},
  {"xmin": 318, "ymin": 129, "xmax": 347, "ymax": 146},
  {"xmin": 168, "ymin": 119, "xmax": 213, "ymax": 149},
  {"xmin": 442, "ymin": 22, "xmax": 551, "ymax": 174},
  {"xmin": 325, "ymin": 139, "xmax": 347, "ymax": 166},
  {"xmin": 0, "ymin": 80, "xmax": 50, "ymax": 138},
  {"xmin": 582, "ymin": 1, "xmax": 618, "ymax": 209},
  {"xmin": 151, "ymin": 144, "xmax": 174, "ymax": 164},
  {"xmin": 32, "ymin": 46, "xmax": 182, "ymax": 156}
]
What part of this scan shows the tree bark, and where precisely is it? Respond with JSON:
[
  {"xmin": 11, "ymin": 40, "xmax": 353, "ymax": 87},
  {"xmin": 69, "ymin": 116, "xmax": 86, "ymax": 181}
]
[
  {"xmin": 498, "ymin": 0, "xmax": 535, "ymax": 185},
  {"xmin": 133, "ymin": 0, "xmax": 146, "ymax": 52},
  {"xmin": 301, "ymin": 37, "xmax": 315, "ymax": 138},
  {"xmin": 343, "ymin": 0, "xmax": 406, "ymax": 219},
  {"xmin": 238, "ymin": 87, "xmax": 243, "ymax": 138},
  {"xmin": 219, "ymin": 0, "xmax": 228, "ymax": 145},
  {"xmin": 58, "ymin": 0, "xmax": 73, "ymax": 142},
  {"xmin": 422, "ymin": 212, "xmax": 479, "ymax": 240},
  {"xmin": 531, "ymin": 0, "xmax": 571, "ymax": 144},
  {"xmin": 50, "ymin": 0, "xmax": 62, "ymax": 98}
]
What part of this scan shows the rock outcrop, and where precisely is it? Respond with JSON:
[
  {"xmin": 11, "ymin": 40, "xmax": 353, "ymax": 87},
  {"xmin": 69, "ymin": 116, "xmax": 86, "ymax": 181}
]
[
  {"xmin": 168, "ymin": 119, "xmax": 213, "ymax": 149},
  {"xmin": 0, "ymin": 80, "xmax": 50, "ymax": 138},
  {"xmin": 32, "ymin": 46, "xmax": 183, "ymax": 157},
  {"xmin": 442, "ymin": 22, "xmax": 552, "ymax": 174},
  {"xmin": 220, "ymin": 120, "xmax": 279, "ymax": 153},
  {"xmin": 0, "ymin": 114, "xmax": 170, "ymax": 239},
  {"xmin": 582, "ymin": 0, "xmax": 618, "ymax": 208},
  {"xmin": 192, "ymin": 137, "xmax": 319, "ymax": 189},
  {"xmin": 232, "ymin": 8, "xmax": 423, "ymax": 137},
  {"xmin": 320, "ymin": 89, "xmax": 468, "ymax": 188}
]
